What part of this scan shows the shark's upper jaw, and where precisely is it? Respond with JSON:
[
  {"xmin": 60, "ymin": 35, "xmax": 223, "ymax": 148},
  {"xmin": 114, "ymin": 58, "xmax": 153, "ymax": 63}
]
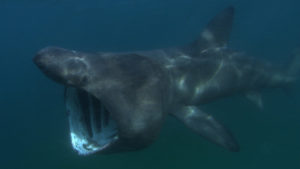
[{"xmin": 65, "ymin": 87, "xmax": 119, "ymax": 155}]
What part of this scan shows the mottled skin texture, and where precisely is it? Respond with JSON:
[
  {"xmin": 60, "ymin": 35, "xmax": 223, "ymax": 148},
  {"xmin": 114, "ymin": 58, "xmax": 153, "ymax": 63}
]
[
  {"xmin": 34, "ymin": 7, "xmax": 297, "ymax": 154},
  {"xmin": 138, "ymin": 48, "xmax": 290, "ymax": 105}
]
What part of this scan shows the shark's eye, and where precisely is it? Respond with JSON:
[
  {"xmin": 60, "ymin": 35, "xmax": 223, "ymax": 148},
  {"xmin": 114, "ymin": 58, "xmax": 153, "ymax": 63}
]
[
  {"xmin": 66, "ymin": 58, "xmax": 87, "ymax": 74},
  {"xmin": 64, "ymin": 58, "xmax": 89, "ymax": 86}
]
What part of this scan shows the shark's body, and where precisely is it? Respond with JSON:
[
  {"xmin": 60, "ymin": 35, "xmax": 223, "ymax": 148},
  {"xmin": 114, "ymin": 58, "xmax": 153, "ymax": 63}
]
[
  {"xmin": 138, "ymin": 47, "xmax": 290, "ymax": 105},
  {"xmin": 34, "ymin": 7, "xmax": 299, "ymax": 155}
]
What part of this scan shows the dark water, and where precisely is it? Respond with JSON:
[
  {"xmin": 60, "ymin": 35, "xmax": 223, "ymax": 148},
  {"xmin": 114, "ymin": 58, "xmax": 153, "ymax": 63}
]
[{"xmin": 1, "ymin": 0, "xmax": 300, "ymax": 169}]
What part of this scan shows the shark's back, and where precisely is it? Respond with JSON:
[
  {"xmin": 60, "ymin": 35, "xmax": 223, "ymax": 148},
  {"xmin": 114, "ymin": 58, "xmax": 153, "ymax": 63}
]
[
  {"xmin": 135, "ymin": 6, "xmax": 292, "ymax": 105},
  {"xmin": 167, "ymin": 49, "xmax": 289, "ymax": 104}
]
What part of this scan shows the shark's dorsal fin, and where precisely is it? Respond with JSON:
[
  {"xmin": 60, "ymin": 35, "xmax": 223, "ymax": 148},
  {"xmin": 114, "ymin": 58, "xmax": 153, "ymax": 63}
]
[{"xmin": 183, "ymin": 6, "xmax": 235, "ymax": 55}]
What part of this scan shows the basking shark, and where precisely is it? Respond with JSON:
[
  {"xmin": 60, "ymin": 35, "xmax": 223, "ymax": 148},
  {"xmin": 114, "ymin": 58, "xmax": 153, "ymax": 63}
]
[{"xmin": 34, "ymin": 6, "xmax": 299, "ymax": 155}]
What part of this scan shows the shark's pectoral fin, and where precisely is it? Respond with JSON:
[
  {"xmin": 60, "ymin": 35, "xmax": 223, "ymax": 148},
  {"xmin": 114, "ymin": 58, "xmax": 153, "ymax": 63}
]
[
  {"xmin": 171, "ymin": 106, "xmax": 239, "ymax": 152},
  {"xmin": 245, "ymin": 91, "xmax": 264, "ymax": 110},
  {"xmin": 183, "ymin": 6, "xmax": 235, "ymax": 55}
]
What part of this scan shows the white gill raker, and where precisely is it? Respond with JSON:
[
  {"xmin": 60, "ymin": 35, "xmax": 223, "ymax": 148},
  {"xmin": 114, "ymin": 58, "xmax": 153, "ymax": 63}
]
[{"xmin": 88, "ymin": 94, "xmax": 97, "ymax": 136}]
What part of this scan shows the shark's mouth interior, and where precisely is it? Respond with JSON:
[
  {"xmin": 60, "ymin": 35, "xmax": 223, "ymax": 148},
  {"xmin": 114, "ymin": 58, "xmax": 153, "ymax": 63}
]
[{"xmin": 65, "ymin": 87, "xmax": 118, "ymax": 155}]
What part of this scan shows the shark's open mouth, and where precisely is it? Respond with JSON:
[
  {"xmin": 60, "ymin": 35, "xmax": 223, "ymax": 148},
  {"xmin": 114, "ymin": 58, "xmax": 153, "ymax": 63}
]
[{"xmin": 64, "ymin": 87, "xmax": 119, "ymax": 155}]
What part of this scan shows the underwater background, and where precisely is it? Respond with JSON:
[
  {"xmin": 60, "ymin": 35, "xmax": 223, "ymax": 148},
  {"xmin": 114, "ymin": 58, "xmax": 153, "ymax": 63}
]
[{"xmin": 1, "ymin": 0, "xmax": 300, "ymax": 169}]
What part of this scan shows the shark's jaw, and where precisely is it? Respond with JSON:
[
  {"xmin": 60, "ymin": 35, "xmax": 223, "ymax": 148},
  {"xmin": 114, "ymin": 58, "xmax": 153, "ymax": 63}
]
[{"xmin": 65, "ymin": 87, "xmax": 119, "ymax": 155}]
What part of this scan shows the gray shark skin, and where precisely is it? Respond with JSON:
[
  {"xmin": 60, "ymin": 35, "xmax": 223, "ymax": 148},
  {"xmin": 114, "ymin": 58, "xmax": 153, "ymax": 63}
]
[{"xmin": 34, "ymin": 6, "xmax": 299, "ymax": 155}]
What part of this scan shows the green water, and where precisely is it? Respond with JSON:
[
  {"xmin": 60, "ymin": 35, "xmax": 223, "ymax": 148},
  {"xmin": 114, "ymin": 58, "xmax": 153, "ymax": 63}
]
[{"xmin": 1, "ymin": 0, "xmax": 300, "ymax": 168}]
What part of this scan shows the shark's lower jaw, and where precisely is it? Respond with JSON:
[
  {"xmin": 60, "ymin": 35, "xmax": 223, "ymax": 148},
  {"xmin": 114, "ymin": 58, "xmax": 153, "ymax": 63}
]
[{"xmin": 65, "ymin": 87, "xmax": 119, "ymax": 155}]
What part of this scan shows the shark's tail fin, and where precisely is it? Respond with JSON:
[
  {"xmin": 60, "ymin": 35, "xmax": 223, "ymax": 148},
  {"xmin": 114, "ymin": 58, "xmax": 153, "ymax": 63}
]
[
  {"xmin": 280, "ymin": 49, "xmax": 300, "ymax": 98},
  {"xmin": 287, "ymin": 48, "xmax": 300, "ymax": 78}
]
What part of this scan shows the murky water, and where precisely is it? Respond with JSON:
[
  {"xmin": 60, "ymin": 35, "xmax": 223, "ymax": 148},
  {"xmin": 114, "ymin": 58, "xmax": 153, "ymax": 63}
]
[{"xmin": 1, "ymin": 0, "xmax": 299, "ymax": 169}]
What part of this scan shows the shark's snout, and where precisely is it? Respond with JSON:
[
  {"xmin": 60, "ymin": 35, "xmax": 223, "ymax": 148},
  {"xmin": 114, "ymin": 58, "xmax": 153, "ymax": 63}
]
[
  {"xmin": 34, "ymin": 47, "xmax": 90, "ymax": 86},
  {"xmin": 33, "ymin": 47, "xmax": 63, "ymax": 71},
  {"xmin": 33, "ymin": 48, "xmax": 65, "ymax": 84},
  {"xmin": 33, "ymin": 52, "xmax": 43, "ymax": 68},
  {"xmin": 33, "ymin": 49, "xmax": 50, "ymax": 70}
]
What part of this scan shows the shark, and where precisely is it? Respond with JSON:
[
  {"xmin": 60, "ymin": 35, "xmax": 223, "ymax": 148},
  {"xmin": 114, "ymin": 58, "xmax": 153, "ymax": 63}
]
[{"xmin": 33, "ymin": 6, "xmax": 299, "ymax": 155}]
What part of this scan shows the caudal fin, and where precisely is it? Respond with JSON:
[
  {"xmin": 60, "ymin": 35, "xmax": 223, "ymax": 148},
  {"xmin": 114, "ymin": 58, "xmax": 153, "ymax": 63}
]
[{"xmin": 287, "ymin": 48, "xmax": 300, "ymax": 77}]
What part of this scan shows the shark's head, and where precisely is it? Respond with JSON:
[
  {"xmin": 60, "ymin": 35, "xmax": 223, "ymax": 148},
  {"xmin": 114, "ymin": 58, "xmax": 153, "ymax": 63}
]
[
  {"xmin": 34, "ymin": 47, "xmax": 167, "ymax": 155},
  {"xmin": 34, "ymin": 47, "xmax": 90, "ymax": 87}
]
